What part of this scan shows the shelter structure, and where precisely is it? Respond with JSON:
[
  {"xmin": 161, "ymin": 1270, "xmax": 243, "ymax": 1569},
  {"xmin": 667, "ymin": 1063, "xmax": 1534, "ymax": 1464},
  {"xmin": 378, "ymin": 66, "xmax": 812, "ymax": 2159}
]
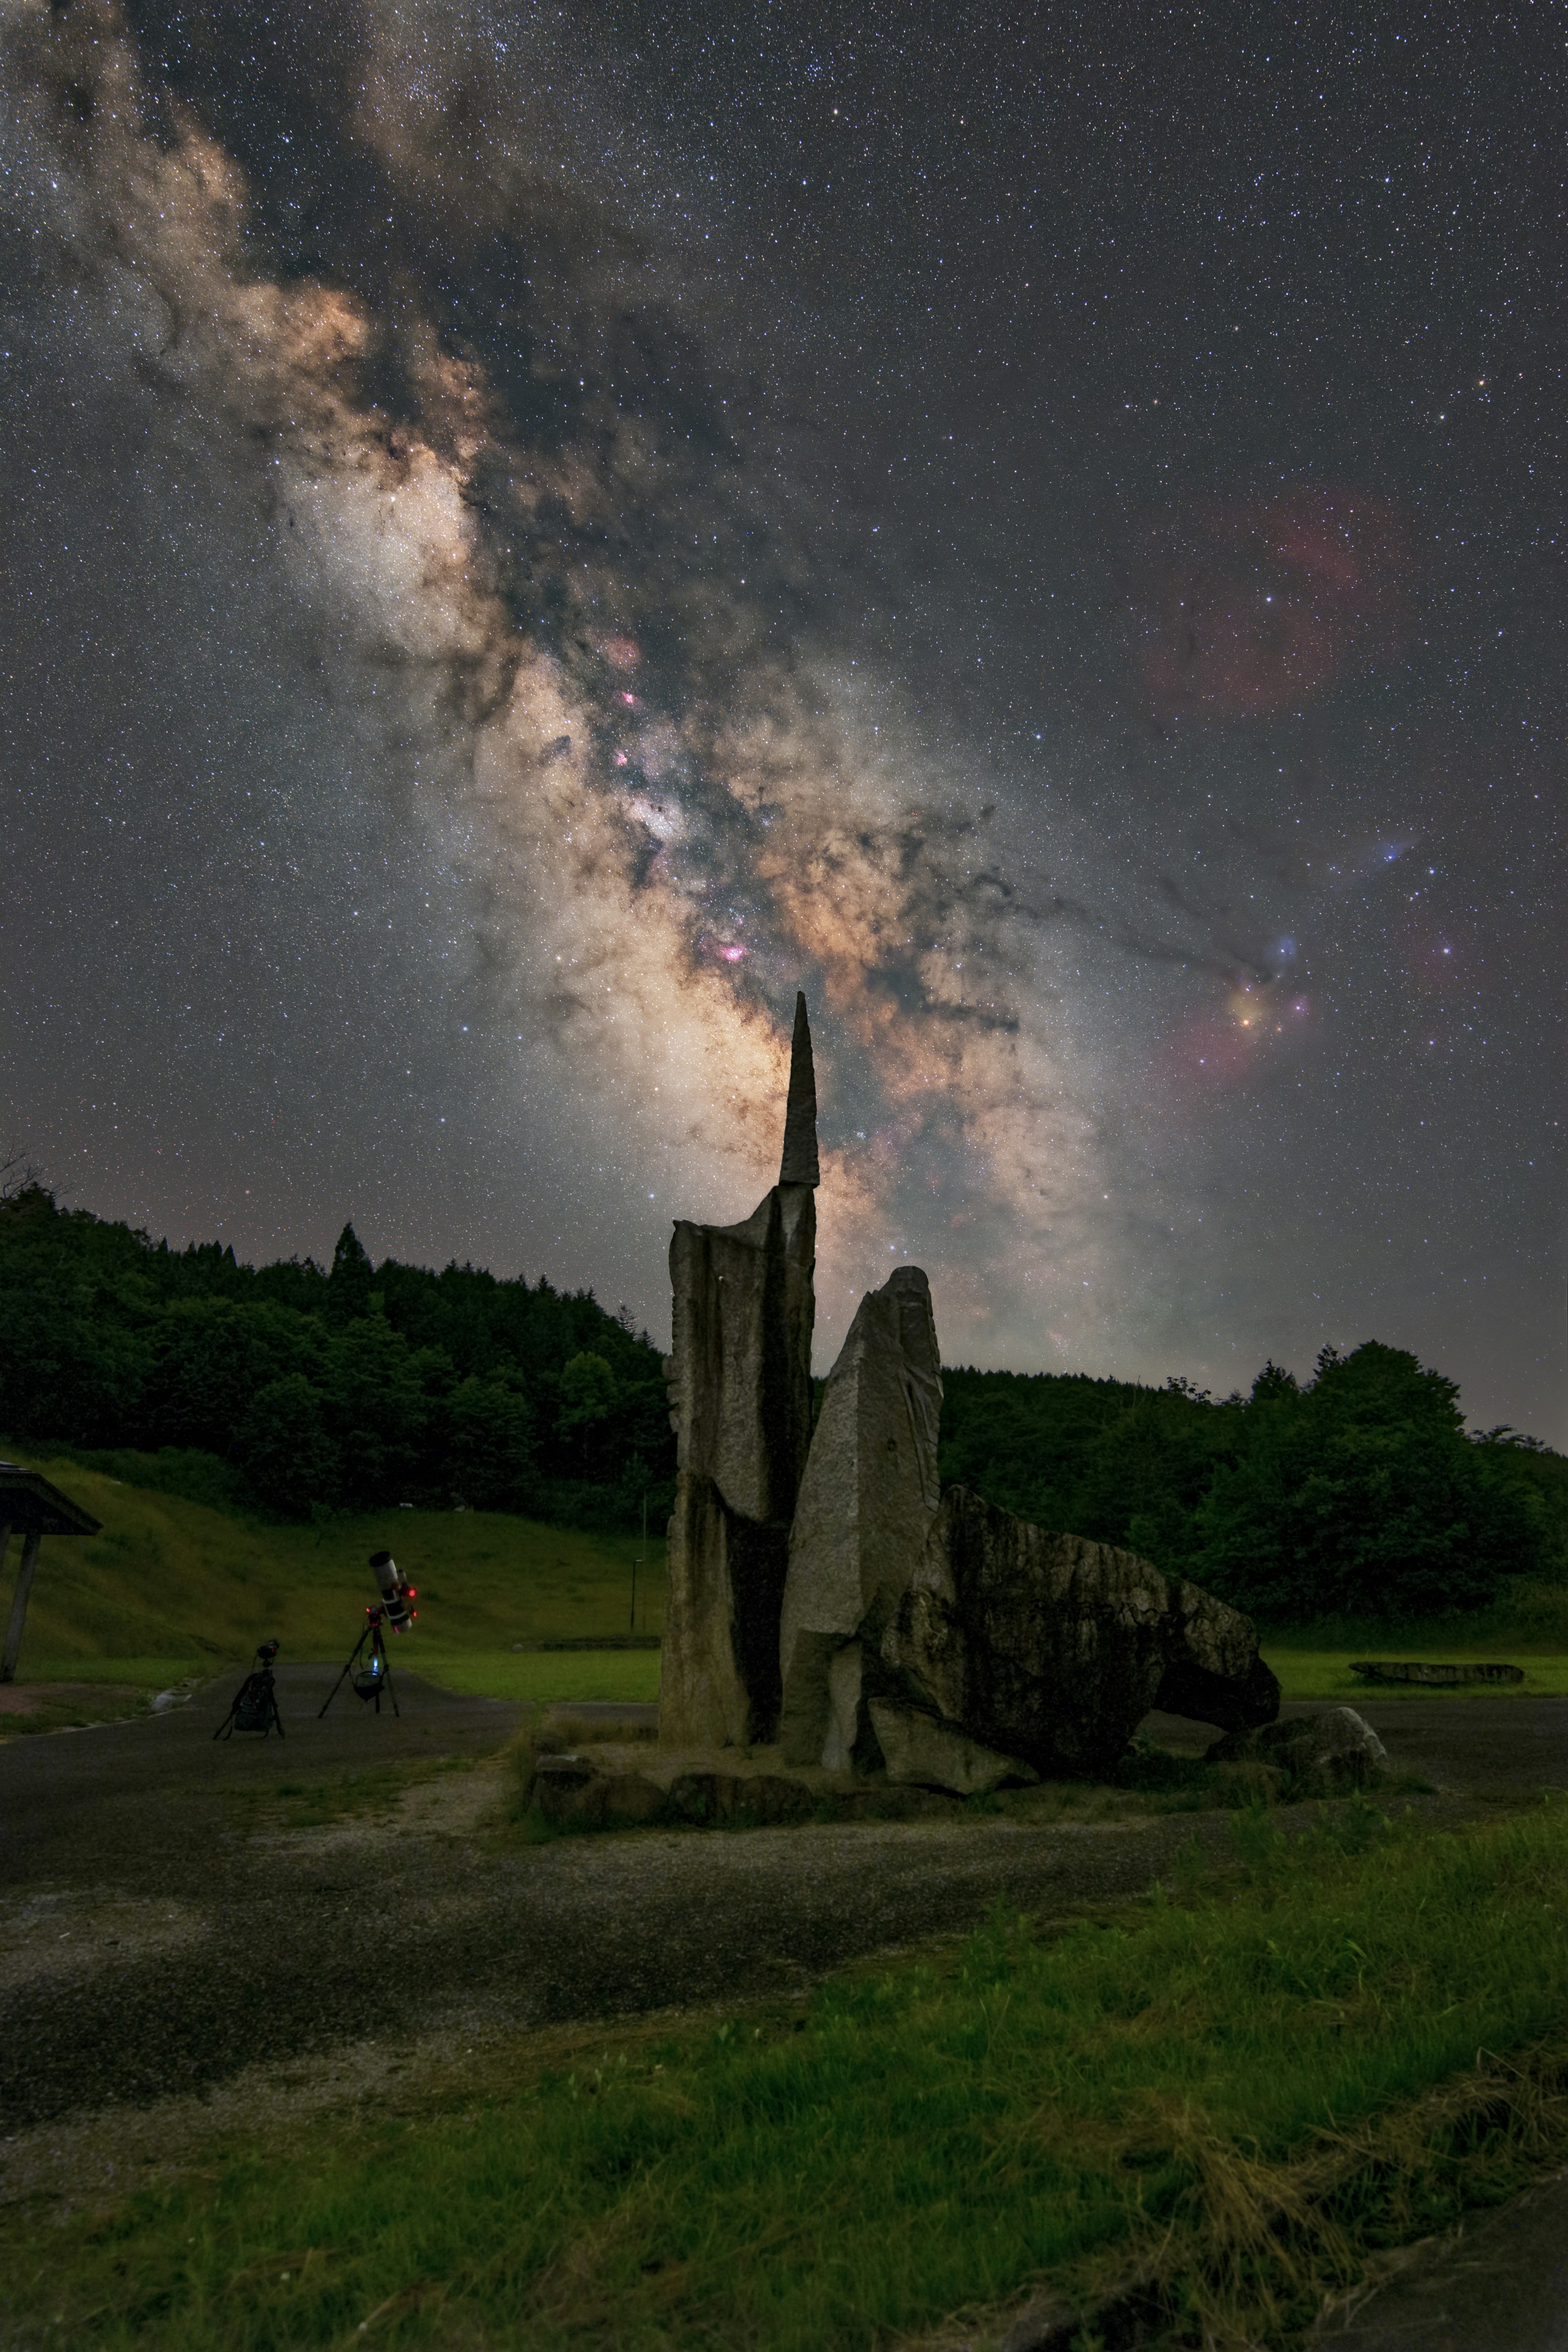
[{"xmin": 0, "ymin": 1462, "xmax": 102, "ymax": 1683}]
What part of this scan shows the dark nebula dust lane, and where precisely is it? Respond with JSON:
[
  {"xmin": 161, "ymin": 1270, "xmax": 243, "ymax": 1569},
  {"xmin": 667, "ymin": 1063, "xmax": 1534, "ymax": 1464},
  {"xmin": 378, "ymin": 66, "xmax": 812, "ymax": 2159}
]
[{"xmin": 0, "ymin": 0, "xmax": 1561, "ymax": 1432}]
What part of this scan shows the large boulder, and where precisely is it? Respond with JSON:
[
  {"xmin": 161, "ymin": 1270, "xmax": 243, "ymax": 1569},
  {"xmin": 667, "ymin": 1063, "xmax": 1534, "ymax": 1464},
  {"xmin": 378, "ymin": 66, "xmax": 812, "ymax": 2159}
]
[
  {"xmin": 777, "ymin": 1265, "xmax": 943, "ymax": 1765},
  {"xmin": 1207, "ymin": 1706, "xmax": 1387, "ymax": 1794},
  {"xmin": 869, "ymin": 1486, "xmax": 1279, "ymax": 1777}
]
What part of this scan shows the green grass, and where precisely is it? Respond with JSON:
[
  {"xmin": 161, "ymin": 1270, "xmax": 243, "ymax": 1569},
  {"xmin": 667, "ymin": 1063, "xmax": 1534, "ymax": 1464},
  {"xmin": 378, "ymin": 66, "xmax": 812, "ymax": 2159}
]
[
  {"xmin": 11, "ymin": 1801, "xmax": 1568, "ymax": 2350},
  {"xmin": 9, "ymin": 1448, "xmax": 1564, "ymax": 1721},
  {"xmin": 423, "ymin": 1649, "xmax": 662, "ymax": 1705},
  {"xmin": 1265, "ymin": 1645, "xmax": 1568, "ymax": 1701},
  {"xmin": 1, "ymin": 1449, "xmax": 666, "ymax": 1678}
]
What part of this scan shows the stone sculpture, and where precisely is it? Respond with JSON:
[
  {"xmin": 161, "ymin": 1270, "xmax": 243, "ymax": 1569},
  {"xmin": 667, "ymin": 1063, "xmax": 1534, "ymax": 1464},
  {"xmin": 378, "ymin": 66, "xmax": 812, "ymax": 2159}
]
[
  {"xmin": 659, "ymin": 993, "xmax": 1281, "ymax": 1786},
  {"xmin": 866, "ymin": 1486, "xmax": 1281, "ymax": 1779},
  {"xmin": 777, "ymin": 1264, "xmax": 942, "ymax": 1766},
  {"xmin": 658, "ymin": 993, "xmax": 818, "ymax": 1747}
]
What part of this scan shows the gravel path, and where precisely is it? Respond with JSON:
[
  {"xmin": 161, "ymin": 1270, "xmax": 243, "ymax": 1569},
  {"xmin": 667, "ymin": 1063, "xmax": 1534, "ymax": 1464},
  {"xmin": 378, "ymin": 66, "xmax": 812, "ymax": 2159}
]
[{"xmin": 2, "ymin": 1668, "xmax": 1564, "ymax": 2137}]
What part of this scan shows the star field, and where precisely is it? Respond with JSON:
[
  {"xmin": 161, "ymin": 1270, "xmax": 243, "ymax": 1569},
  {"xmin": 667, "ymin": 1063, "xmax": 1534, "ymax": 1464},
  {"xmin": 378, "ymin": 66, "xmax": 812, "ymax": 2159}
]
[{"xmin": 0, "ymin": 0, "xmax": 1561, "ymax": 1436}]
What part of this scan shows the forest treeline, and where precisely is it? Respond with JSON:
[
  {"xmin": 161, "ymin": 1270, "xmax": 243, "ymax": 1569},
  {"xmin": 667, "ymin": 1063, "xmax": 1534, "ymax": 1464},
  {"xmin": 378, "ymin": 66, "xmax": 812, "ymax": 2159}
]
[
  {"xmin": 940, "ymin": 1355, "xmax": 1567, "ymax": 1621},
  {"xmin": 3, "ymin": 1184, "xmax": 1564, "ymax": 1618},
  {"xmin": 0, "ymin": 1185, "xmax": 674, "ymax": 1532}
]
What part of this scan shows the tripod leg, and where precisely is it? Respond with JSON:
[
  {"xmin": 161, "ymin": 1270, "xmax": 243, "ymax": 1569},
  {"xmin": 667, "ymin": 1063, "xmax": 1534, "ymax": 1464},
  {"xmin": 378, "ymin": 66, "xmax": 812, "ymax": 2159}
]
[
  {"xmin": 374, "ymin": 1628, "xmax": 400, "ymax": 1718},
  {"xmin": 318, "ymin": 1627, "xmax": 369, "ymax": 1719}
]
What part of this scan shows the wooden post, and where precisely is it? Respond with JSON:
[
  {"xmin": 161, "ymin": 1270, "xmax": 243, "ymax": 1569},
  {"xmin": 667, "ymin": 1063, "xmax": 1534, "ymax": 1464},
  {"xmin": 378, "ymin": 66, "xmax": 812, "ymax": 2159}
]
[{"xmin": 1, "ymin": 1529, "xmax": 42, "ymax": 1684}]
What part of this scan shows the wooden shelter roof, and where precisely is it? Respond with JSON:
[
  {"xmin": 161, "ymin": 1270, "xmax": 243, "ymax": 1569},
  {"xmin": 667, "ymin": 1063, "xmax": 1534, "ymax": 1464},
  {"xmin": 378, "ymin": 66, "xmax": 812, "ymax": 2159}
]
[{"xmin": 0, "ymin": 1463, "xmax": 102, "ymax": 1538}]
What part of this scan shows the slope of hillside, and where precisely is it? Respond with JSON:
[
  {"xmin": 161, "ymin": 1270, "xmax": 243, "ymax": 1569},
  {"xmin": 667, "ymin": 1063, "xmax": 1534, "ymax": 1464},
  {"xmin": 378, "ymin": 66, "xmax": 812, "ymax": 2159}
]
[{"xmin": 2, "ymin": 1450, "xmax": 665, "ymax": 1684}]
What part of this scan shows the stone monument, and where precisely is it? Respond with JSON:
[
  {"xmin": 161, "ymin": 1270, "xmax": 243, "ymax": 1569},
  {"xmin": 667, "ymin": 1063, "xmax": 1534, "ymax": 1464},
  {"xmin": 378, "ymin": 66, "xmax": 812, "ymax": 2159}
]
[
  {"xmin": 777, "ymin": 1264, "xmax": 943, "ymax": 1767},
  {"xmin": 658, "ymin": 993, "xmax": 1282, "ymax": 1783},
  {"xmin": 658, "ymin": 993, "xmax": 818, "ymax": 1746}
]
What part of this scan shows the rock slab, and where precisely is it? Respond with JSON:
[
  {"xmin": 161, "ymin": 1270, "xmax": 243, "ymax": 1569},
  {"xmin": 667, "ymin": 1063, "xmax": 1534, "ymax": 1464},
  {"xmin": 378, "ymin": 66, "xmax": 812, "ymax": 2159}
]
[
  {"xmin": 777, "ymin": 1265, "xmax": 942, "ymax": 1765},
  {"xmin": 868, "ymin": 1701, "xmax": 1039, "ymax": 1797},
  {"xmin": 871, "ymin": 1485, "xmax": 1281, "ymax": 1777}
]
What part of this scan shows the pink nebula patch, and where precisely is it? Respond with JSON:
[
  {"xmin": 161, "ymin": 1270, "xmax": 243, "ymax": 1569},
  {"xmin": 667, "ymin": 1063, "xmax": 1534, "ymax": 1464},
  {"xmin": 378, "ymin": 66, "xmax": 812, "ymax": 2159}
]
[
  {"xmin": 600, "ymin": 635, "xmax": 641, "ymax": 672},
  {"xmin": 1131, "ymin": 486, "xmax": 1408, "ymax": 720}
]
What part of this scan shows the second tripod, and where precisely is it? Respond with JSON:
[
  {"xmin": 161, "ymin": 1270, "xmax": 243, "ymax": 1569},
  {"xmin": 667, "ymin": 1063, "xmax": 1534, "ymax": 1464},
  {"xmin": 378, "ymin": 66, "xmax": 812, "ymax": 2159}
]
[{"xmin": 318, "ymin": 1605, "xmax": 401, "ymax": 1718}]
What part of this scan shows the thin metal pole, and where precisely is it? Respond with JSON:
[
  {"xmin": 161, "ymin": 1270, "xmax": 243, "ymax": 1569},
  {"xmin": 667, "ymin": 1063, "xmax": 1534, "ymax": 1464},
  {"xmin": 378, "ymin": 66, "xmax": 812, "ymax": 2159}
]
[{"xmin": 633, "ymin": 1490, "xmax": 647, "ymax": 1632}]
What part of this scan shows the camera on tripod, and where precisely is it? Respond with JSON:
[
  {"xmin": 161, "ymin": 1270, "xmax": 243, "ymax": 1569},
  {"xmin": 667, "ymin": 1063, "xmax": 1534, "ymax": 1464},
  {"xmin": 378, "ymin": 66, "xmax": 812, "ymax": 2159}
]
[{"xmin": 214, "ymin": 1638, "xmax": 285, "ymax": 1740}]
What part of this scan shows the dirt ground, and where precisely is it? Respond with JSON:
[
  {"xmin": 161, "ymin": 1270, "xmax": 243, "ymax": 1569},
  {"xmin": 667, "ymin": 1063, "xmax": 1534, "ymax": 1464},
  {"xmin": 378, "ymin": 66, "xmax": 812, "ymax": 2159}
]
[{"xmin": 2, "ymin": 1665, "xmax": 1564, "ymax": 2225}]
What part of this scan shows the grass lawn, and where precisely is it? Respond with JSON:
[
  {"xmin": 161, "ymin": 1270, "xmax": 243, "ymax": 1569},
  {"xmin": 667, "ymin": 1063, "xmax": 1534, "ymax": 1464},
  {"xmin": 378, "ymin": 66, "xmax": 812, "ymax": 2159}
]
[
  {"xmin": 2, "ymin": 1450, "xmax": 666, "ymax": 1693},
  {"xmin": 7, "ymin": 1449, "xmax": 1564, "ymax": 1719},
  {"xmin": 417, "ymin": 1648, "xmax": 663, "ymax": 1705},
  {"xmin": 9, "ymin": 1801, "xmax": 1568, "ymax": 2350},
  {"xmin": 1265, "ymin": 1644, "xmax": 1568, "ymax": 1701}
]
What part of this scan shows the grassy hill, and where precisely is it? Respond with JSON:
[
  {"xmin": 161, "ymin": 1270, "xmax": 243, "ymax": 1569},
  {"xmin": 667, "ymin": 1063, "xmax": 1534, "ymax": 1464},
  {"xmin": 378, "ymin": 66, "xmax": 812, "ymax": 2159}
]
[
  {"xmin": 2, "ymin": 1449, "xmax": 667, "ymax": 1705},
  {"xmin": 6, "ymin": 1449, "xmax": 1567, "ymax": 1718}
]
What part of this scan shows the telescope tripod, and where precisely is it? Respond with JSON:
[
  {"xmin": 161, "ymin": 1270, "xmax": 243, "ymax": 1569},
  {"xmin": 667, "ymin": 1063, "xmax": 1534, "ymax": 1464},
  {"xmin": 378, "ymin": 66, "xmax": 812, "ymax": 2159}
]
[{"xmin": 318, "ymin": 1607, "xmax": 401, "ymax": 1718}]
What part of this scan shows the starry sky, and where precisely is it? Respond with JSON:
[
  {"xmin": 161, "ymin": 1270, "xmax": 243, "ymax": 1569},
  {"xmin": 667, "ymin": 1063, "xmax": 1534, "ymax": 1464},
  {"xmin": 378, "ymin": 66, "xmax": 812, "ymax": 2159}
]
[{"xmin": 1, "ymin": 0, "xmax": 1562, "ymax": 1436}]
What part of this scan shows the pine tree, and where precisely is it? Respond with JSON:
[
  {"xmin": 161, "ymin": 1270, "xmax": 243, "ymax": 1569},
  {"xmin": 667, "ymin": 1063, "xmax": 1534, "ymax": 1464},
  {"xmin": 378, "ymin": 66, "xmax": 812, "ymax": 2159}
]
[{"xmin": 327, "ymin": 1222, "xmax": 374, "ymax": 1323}]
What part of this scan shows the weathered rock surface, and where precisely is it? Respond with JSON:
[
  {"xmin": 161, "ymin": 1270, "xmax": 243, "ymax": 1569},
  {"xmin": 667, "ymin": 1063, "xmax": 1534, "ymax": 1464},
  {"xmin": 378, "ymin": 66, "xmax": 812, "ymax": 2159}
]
[
  {"xmin": 659, "ymin": 995, "xmax": 818, "ymax": 1750},
  {"xmin": 871, "ymin": 1486, "xmax": 1280, "ymax": 1777},
  {"xmin": 778, "ymin": 1265, "xmax": 942, "ymax": 1764},
  {"xmin": 867, "ymin": 1701, "xmax": 1040, "ymax": 1797},
  {"xmin": 1207, "ymin": 1706, "xmax": 1387, "ymax": 1793},
  {"xmin": 525, "ymin": 1748, "xmax": 968, "ymax": 1831}
]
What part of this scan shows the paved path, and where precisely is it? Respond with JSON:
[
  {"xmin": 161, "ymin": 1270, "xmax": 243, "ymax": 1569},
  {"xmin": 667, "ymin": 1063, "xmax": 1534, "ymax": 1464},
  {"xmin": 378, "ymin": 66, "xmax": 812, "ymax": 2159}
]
[
  {"xmin": 1311, "ymin": 2167, "xmax": 1568, "ymax": 2350},
  {"xmin": 2, "ymin": 1676, "xmax": 1565, "ymax": 2145},
  {"xmin": 4, "ymin": 1674, "xmax": 1568, "ymax": 2347},
  {"xmin": 0, "ymin": 1667, "xmax": 1243, "ymax": 2128}
]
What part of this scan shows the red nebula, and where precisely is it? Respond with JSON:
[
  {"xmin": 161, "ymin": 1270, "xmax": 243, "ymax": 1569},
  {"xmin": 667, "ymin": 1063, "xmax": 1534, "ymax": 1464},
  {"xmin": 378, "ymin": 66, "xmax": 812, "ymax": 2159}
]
[
  {"xmin": 599, "ymin": 635, "xmax": 641, "ymax": 672},
  {"xmin": 1132, "ymin": 486, "xmax": 1408, "ymax": 720},
  {"xmin": 1155, "ymin": 985, "xmax": 1314, "ymax": 1102}
]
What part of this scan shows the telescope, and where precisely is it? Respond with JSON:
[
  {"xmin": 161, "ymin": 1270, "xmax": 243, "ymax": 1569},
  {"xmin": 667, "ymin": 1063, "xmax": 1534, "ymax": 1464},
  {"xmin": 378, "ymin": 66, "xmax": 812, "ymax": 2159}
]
[
  {"xmin": 318, "ymin": 1553, "xmax": 418, "ymax": 1719},
  {"xmin": 370, "ymin": 1550, "xmax": 417, "ymax": 1631}
]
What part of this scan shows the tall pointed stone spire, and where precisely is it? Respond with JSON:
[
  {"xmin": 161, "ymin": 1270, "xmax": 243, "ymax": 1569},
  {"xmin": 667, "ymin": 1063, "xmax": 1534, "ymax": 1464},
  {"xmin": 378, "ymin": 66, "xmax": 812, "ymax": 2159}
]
[
  {"xmin": 660, "ymin": 989, "xmax": 818, "ymax": 1747},
  {"xmin": 778, "ymin": 990, "xmax": 820, "ymax": 1187}
]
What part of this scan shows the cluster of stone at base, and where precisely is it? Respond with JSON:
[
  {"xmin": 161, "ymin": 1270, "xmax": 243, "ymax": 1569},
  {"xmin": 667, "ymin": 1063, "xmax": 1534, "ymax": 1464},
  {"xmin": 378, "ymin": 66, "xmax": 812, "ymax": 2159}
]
[
  {"xmin": 529, "ymin": 1750, "xmax": 993, "ymax": 1831},
  {"xmin": 656, "ymin": 995, "xmax": 1313, "ymax": 1797}
]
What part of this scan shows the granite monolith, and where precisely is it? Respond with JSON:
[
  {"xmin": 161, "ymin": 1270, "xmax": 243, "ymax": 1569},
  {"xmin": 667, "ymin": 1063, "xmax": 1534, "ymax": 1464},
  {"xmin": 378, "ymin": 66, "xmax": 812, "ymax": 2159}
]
[
  {"xmin": 777, "ymin": 1264, "xmax": 942, "ymax": 1765},
  {"xmin": 659, "ymin": 995, "xmax": 818, "ymax": 1747}
]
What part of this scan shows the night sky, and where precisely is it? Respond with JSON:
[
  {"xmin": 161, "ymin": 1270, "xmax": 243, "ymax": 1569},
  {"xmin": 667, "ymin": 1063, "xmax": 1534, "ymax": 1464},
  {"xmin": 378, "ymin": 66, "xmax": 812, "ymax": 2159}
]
[{"xmin": 2, "ymin": 1, "xmax": 1561, "ymax": 1436}]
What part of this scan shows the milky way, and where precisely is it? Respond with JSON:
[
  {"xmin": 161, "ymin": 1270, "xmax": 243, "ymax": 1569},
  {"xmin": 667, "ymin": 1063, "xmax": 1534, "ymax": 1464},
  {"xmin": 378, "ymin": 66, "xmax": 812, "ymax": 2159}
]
[{"xmin": 0, "ymin": 1, "xmax": 1561, "ymax": 1433}]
